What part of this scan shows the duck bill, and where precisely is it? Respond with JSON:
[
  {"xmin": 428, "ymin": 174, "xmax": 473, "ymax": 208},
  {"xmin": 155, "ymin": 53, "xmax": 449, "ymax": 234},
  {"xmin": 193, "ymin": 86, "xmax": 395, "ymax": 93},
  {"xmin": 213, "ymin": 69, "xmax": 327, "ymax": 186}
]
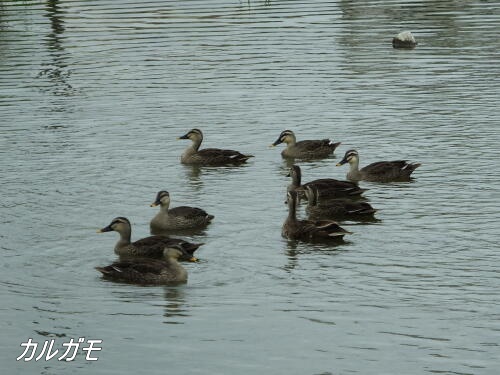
[
  {"xmin": 271, "ymin": 137, "xmax": 283, "ymax": 146},
  {"xmin": 336, "ymin": 158, "xmax": 348, "ymax": 166},
  {"xmin": 177, "ymin": 133, "xmax": 189, "ymax": 140},
  {"xmin": 97, "ymin": 225, "xmax": 113, "ymax": 233},
  {"xmin": 150, "ymin": 202, "xmax": 159, "ymax": 207}
]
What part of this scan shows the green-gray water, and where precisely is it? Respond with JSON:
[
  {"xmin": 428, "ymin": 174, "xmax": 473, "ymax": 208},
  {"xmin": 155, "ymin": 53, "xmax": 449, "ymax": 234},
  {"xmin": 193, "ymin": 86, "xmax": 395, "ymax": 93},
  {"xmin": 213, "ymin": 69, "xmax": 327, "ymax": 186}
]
[{"xmin": 1, "ymin": 1, "xmax": 500, "ymax": 374}]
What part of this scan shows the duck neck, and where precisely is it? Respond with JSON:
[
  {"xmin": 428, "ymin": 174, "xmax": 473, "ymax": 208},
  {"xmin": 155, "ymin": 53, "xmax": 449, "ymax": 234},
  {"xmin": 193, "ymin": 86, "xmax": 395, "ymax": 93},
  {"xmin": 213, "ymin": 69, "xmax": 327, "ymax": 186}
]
[
  {"xmin": 349, "ymin": 157, "xmax": 360, "ymax": 175},
  {"xmin": 183, "ymin": 138, "xmax": 201, "ymax": 159},
  {"xmin": 165, "ymin": 258, "xmax": 187, "ymax": 280},
  {"xmin": 285, "ymin": 134, "xmax": 297, "ymax": 147},
  {"xmin": 287, "ymin": 198, "xmax": 297, "ymax": 222},
  {"xmin": 290, "ymin": 171, "xmax": 301, "ymax": 189},
  {"xmin": 115, "ymin": 226, "xmax": 132, "ymax": 250},
  {"xmin": 191, "ymin": 137, "xmax": 202, "ymax": 152},
  {"xmin": 160, "ymin": 200, "xmax": 171, "ymax": 215},
  {"xmin": 159, "ymin": 197, "xmax": 170, "ymax": 216}
]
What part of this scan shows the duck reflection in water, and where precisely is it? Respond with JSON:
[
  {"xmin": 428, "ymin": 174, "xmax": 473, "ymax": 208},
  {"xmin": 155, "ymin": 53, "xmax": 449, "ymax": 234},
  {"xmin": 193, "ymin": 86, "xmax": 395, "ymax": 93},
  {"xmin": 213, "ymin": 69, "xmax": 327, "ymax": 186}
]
[
  {"xmin": 162, "ymin": 286, "xmax": 190, "ymax": 323},
  {"xmin": 283, "ymin": 240, "xmax": 347, "ymax": 273}
]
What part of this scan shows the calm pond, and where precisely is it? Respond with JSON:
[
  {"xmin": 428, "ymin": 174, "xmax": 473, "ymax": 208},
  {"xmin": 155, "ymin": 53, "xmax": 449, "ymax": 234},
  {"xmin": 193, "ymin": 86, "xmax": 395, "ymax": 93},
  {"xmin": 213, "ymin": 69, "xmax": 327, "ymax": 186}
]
[{"xmin": 1, "ymin": 1, "xmax": 500, "ymax": 374}]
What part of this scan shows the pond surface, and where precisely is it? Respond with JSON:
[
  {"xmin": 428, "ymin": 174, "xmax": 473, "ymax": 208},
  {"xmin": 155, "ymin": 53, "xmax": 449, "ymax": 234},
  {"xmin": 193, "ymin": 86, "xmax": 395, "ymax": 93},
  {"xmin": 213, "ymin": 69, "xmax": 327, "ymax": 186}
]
[{"xmin": 1, "ymin": 1, "xmax": 500, "ymax": 374}]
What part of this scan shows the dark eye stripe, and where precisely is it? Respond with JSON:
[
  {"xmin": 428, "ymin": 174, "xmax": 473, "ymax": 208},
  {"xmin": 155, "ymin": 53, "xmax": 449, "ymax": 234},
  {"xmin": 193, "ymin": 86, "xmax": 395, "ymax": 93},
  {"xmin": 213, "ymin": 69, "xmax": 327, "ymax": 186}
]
[{"xmin": 112, "ymin": 217, "xmax": 129, "ymax": 226}]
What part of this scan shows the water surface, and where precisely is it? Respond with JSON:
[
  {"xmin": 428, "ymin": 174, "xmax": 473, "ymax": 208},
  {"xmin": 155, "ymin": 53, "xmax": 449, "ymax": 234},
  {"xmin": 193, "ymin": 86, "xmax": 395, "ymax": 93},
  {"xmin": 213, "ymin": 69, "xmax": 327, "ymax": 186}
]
[{"xmin": 1, "ymin": 1, "xmax": 500, "ymax": 374}]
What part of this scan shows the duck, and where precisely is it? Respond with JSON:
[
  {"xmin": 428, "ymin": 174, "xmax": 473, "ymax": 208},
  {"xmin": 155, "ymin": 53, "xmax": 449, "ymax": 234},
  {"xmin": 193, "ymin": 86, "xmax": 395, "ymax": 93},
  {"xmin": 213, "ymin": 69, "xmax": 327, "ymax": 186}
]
[
  {"xmin": 336, "ymin": 149, "xmax": 421, "ymax": 182},
  {"xmin": 178, "ymin": 128, "xmax": 253, "ymax": 165},
  {"xmin": 282, "ymin": 190, "xmax": 351, "ymax": 241},
  {"xmin": 304, "ymin": 185, "xmax": 377, "ymax": 220},
  {"xmin": 270, "ymin": 130, "xmax": 341, "ymax": 159},
  {"xmin": 287, "ymin": 164, "xmax": 366, "ymax": 200},
  {"xmin": 392, "ymin": 31, "xmax": 417, "ymax": 49},
  {"xmin": 95, "ymin": 244, "xmax": 194, "ymax": 285},
  {"xmin": 150, "ymin": 190, "xmax": 214, "ymax": 233},
  {"xmin": 98, "ymin": 217, "xmax": 202, "ymax": 261}
]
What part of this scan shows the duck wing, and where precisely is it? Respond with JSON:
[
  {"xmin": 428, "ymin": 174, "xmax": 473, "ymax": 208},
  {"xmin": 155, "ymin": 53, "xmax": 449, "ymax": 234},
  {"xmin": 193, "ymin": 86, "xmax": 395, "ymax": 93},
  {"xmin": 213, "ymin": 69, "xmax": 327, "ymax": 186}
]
[
  {"xmin": 132, "ymin": 236, "xmax": 202, "ymax": 259},
  {"xmin": 362, "ymin": 160, "xmax": 420, "ymax": 180},
  {"xmin": 343, "ymin": 201, "xmax": 377, "ymax": 215},
  {"xmin": 363, "ymin": 160, "xmax": 408, "ymax": 172},
  {"xmin": 169, "ymin": 206, "xmax": 213, "ymax": 219},
  {"xmin": 296, "ymin": 139, "xmax": 339, "ymax": 151},
  {"xmin": 303, "ymin": 179, "xmax": 366, "ymax": 197},
  {"xmin": 131, "ymin": 235, "xmax": 171, "ymax": 257},
  {"xmin": 300, "ymin": 219, "xmax": 349, "ymax": 238},
  {"xmin": 312, "ymin": 220, "xmax": 351, "ymax": 236},
  {"xmin": 96, "ymin": 258, "xmax": 168, "ymax": 280},
  {"xmin": 198, "ymin": 148, "xmax": 253, "ymax": 164},
  {"xmin": 305, "ymin": 178, "xmax": 362, "ymax": 190}
]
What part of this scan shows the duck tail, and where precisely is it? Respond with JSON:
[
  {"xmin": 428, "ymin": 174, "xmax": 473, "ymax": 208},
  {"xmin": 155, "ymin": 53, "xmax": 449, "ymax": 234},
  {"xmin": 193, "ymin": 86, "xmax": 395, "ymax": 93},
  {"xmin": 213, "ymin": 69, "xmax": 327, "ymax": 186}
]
[
  {"xmin": 329, "ymin": 141, "xmax": 341, "ymax": 151},
  {"xmin": 349, "ymin": 207, "xmax": 377, "ymax": 215},
  {"xmin": 95, "ymin": 266, "xmax": 113, "ymax": 275},
  {"xmin": 95, "ymin": 265, "xmax": 123, "ymax": 276},
  {"xmin": 405, "ymin": 162, "xmax": 421, "ymax": 174}
]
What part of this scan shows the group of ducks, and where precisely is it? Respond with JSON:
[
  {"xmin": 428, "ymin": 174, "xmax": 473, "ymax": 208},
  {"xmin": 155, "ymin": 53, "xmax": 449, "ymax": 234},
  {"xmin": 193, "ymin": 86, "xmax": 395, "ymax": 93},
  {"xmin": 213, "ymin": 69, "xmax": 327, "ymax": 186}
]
[{"xmin": 96, "ymin": 128, "xmax": 420, "ymax": 285}]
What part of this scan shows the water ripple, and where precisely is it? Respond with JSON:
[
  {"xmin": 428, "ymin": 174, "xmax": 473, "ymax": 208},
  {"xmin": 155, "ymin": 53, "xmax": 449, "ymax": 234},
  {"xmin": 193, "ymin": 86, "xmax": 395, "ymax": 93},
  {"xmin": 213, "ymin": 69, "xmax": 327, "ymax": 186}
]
[{"xmin": 1, "ymin": 0, "xmax": 500, "ymax": 374}]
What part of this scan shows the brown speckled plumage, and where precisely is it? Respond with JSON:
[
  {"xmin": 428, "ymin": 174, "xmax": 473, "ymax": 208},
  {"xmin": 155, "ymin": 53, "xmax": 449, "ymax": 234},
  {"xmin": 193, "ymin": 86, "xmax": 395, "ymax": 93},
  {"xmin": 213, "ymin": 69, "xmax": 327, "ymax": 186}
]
[
  {"xmin": 282, "ymin": 191, "xmax": 351, "ymax": 241},
  {"xmin": 179, "ymin": 128, "xmax": 253, "ymax": 166},
  {"xmin": 95, "ymin": 246, "xmax": 191, "ymax": 285},
  {"xmin": 337, "ymin": 149, "xmax": 421, "ymax": 182},
  {"xmin": 98, "ymin": 217, "xmax": 202, "ymax": 261},
  {"xmin": 304, "ymin": 186, "xmax": 377, "ymax": 221},
  {"xmin": 287, "ymin": 164, "xmax": 366, "ymax": 201},
  {"xmin": 150, "ymin": 191, "xmax": 213, "ymax": 233},
  {"xmin": 272, "ymin": 130, "xmax": 341, "ymax": 159}
]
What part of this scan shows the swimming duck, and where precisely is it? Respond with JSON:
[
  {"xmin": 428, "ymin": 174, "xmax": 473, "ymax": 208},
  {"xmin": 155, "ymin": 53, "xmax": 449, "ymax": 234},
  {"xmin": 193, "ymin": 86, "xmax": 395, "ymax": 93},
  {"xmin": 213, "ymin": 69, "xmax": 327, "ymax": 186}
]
[
  {"xmin": 178, "ymin": 128, "xmax": 253, "ymax": 165},
  {"xmin": 392, "ymin": 31, "xmax": 417, "ymax": 49},
  {"xmin": 150, "ymin": 190, "xmax": 214, "ymax": 233},
  {"xmin": 98, "ymin": 217, "xmax": 202, "ymax": 261},
  {"xmin": 287, "ymin": 164, "xmax": 366, "ymax": 200},
  {"xmin": 304, "ymin": 186, "xmax": 377, "ymax": 220},
  {"xmin": 95, "ymin": 245, "xmax": 194, "ymax": 285},
  {"xmin": 336, "ymin": 149, "xmax": 421, "ymax": 182},
  {"xmin": 282, "ymin": 190, "xmax": 351, "ymax": 241},
  {"xmin": 271, "ymin": 130, "xmax": 341, "ymax": 159}
]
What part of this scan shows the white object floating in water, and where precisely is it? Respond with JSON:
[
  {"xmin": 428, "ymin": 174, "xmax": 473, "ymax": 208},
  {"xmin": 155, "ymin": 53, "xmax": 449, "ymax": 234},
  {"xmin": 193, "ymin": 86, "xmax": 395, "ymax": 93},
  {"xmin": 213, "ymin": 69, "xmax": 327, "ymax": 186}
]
[{"xmin": 392, "ymin": 31, "xmax": 417, "ymax": 49}]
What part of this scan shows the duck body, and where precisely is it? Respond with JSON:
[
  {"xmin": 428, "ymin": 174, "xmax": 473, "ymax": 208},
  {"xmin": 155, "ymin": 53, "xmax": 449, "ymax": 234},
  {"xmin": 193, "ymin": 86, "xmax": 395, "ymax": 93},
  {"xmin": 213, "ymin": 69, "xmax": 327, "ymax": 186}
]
[
  {"xmin": 287, "ymin": 165, "xmax": 366, "ymax": 200},
  {"xmin": 98, "ymin": 217, "xmax": 202, "ymax": 261},
  {"xmin": 304, "ymin": 186, "xmax": 376, "ymax": 221},
  {"xmin": 392, "ymin": 31, "xmax": 417, "ymax": 49},
  {"xmin": 282, "ymin": 191, "xmax": 351, "ymax": 242},
  {"xmin": 150, "ymin": 191, "xmax": 213, "ymax": 233},
  {"xmin": 96, "ymin": 246, "xmax": 191, "ymax": 285},
  {"xmin": 337, "ymin": 150, "xmax": 421, "ymax": 182},
  {"xmin": 272, "ymin": 130, "xmax": 340, "ymax": 159},
  {"xmin": 179, "ymin": 128, "xmax": 253, "ymax": 166}
]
